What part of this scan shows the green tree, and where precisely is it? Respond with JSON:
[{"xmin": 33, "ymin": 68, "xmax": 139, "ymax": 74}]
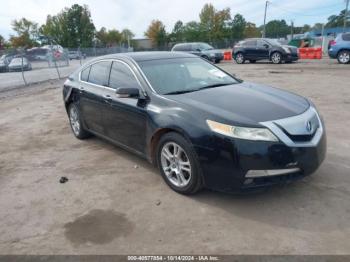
[
  {"xmin": 121, "ymin": 29, "xmax": 135, "ymax": 46},
  {"xmin": 231, "ymin": 14, "xmax": 246, "ymax": 41},
  {"xmin": 40, "ymin": 4, "xmax": 95, "ymax": 47},
  {"xmin": 0, "ymin": 34, "xmax": 4, "ymax": 49},
  {"xmin": 264, "ymin": 19, "xmax": 290, "ymax": 38},
  {"xmin": 244, "ymin": 22, "xmax": 260, "ymax": 38},
  {"xmin": 10, "ymin": 18, "xmax": 38, "ymax": 48},
  {"xmin": 312, "ymin": 23, "xmax": 324, "ymax": 31},
  {"xmin": 326, "ymin": 9, "xmax": 349, "ymax": 28},
  {"xmin": 199, "ymin": 3, "xmax": 216, "ymax": 42},
  {"xmin": 182, "ymin": 21, "xmax": 202, "ymax": 42},
  {"xmin": 145, "ymin": 20, "xmax": 167, "ymax": 48},
  {"xmin": 169, "ymin": 20, "xmax": 185, "ymax": 43}
]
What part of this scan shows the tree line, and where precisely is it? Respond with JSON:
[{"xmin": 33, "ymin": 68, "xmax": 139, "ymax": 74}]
[{"xmin": 0, "ymin": 3, "xmax": 348, "ymax": 50}]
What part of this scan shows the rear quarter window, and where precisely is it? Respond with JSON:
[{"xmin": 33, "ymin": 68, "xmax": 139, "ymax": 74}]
[
  {"xmin": 342, "ymin": 33, "xmax": 350, "ymax": 41},
  {"xmin": 88, "ymin": 61, "xmax": 111, "ymax": 86},
  {"xmin": 80, "ymin": 66, "xmax": 90, "ymax": 82}
]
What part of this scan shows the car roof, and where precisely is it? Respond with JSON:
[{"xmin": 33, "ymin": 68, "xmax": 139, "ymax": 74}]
[{"xmin": 94, "ymin": 51, "xmax": 196, "ymax": 62}]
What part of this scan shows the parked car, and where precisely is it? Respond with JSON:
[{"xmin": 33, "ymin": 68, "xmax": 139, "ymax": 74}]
[
  {"xmin": 171, "ymin": 42, "xmax": 224, "ymax": 63},
  {"xmin": 68, "ymin": 51, "xmax": 86, "ymax": 60},
  {"xmin": 26, "ymin": 47, "xmax": 49, "ymax": 61},
  {"xmin": 8, "ymin": 57, "xmax": 32, "ymax": 72},
  {"xmin": 233, "ymin": 38, "xmax": 299, "ymax": 64},
  {"xmin": 328, "ymin": 32, "xmax": 350, "ymax": 64},
  {"xmin": 0, "ymin": 54, "xmax": 15, "ymax": 72},
  {"xmin": 63, "ymin": 52, "xmax": 326, "ymax": 194}
]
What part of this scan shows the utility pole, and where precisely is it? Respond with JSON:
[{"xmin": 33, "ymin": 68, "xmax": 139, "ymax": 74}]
[
  {"xmin": 291, "ymin": 20, "xmax": 294, "ymax": 40},
  {"xmin": 344, "ymin": 0, "xmax": 349, "ymax": 32},
  {"xmin": 263, "ymin": 1, "xmax": 269, "ymax": 38}
]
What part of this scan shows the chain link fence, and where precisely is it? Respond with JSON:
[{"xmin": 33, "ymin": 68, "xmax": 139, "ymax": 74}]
[{"xmin": 0, "ymin": 46, "xmax": 131, "ymax": 92}]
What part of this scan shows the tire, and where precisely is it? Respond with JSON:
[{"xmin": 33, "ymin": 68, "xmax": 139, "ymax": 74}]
[
  {"xmin": 215, "ymin": 59, "xmax": 221, "ymax": 64},
  {"xmin": 235, "ymin": 53, "xmax": 245, "ymax": 64},
  {"xmin": 271, "ymin": 52, "xmax": 282, "ymax": 64},
  {"xmin": 68, "ymin": 103, "xmax": 91, "ymax": 139},
  {"xmin": 156, "ymin": 132, "xmax": 203, "ymax": 195},
  {"xmin": 202, "ymin": 55, "xmax": 210, "ymax": 61},
  {"xmin": 249, "ymin": 60, "xmax": 256, "ymax": 63},
  {"xmin": 337, "ymin": 50, "xmax": 350, "ymax": 64}
]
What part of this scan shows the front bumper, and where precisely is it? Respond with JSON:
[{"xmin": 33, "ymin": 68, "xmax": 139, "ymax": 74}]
[
  {"xmin": 194, "ymin": 107, "xmax": 326, "ymax": 192},
  {"xmin": 194, "ymin": 131, "xmax": 326, "ymax": 192},
  {"xmin": 284, "ymin": 53, "xmax": 299, "ymax": 61}
]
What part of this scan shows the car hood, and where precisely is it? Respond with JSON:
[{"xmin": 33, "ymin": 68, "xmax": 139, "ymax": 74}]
[
  {"xmin": 203, "ymin": 49, "xmax": 222, "ymax": 54},
  {"xmin": 164, "ymin": 82, "xmax": 309, "ymax": 126}
]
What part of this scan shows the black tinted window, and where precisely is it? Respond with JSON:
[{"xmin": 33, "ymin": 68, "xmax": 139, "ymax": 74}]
[
  {"xmin": 109, "ymin": 61, "xmax": 139, "ymax": 89},
  {"xmin": 80, "ymin": 66, "xmax": 90, "ymax": 82},
  {"xmin": 244, "ymin": 40, "xmax": 257, "ymax": 47},
  {"xmin": 342, "ymin": 33, "xmax": 350, "ymax": 41},
  {"xmin": 88, "ymin": 61, "xmax": 111, "ymax": 86},
  {"xmin": 257, "ymin": 40, "xmax": 269, "ymax": 48}
]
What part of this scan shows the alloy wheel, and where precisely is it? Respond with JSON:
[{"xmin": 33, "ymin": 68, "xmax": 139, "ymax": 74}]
[
  {"xmin": 338, "ymin": 51, "xmax": 350, "ymax": 64},
  {"xmin": 271, "ymin": 52, "xmax": 281, "ymax": 64},
  {"xmin": 69, "ymin": 106, "xmax": 80, "ymax": 136},
  {"xmin": 236, "ymin": 53, "xmax": 244, "ymax": 64},
  {"xmin": 160, "ymin": 142, "xmax": 192, "ymax": 188}
]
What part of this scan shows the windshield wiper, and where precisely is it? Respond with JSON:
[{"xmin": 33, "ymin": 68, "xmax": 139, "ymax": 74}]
[
  {"xmin": 197, "ymin": 83, "xmax": 233, "ymax": 90},
  {"xmin": 164, "ymin": 83, "xmax": 234, "ymax": 95},
  {"xmin": 163, "ymin": 89, "xmax": 198, "ymax": 95}
]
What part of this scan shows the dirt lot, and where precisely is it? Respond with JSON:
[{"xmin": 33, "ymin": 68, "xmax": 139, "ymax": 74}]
[{"xmin": 0, "ymin": 58, "xmax": 350, "ymax": 255}]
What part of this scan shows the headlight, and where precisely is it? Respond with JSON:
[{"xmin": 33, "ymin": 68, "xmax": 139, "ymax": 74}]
[
  {"xmin": 206, "ymin": 120, "xmax": 278, "ymax": 142},
  {"xmin": 282, "ymin": 47, "xmax": 291, "ymax": 54}
]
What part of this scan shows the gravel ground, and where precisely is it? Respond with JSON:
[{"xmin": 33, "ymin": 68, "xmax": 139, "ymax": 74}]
[{"xmin": 0, "ymin": 58, "xmax": 349, "ymax": 255}]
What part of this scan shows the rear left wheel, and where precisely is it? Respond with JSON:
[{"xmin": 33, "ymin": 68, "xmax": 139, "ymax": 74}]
[
  {"xmin": 337, "ymin": 50, "xmax": 350, "ymax": 64},
  {"xmin": 157, "ymin": 132, "xmax": 203, "ymax": 194},
  {"xmin": 68, "ymin": 103, "xmax": 91, "ymax": 139}
]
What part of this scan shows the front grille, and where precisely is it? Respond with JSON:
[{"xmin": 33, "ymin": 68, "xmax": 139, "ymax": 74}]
[
  {"xmin": 274, "ymin": 118, "xmax": 319, "ymax": 143},
  {"xmin": 285, "ymin": 129, "xmax": 317, "ymax": 142}
]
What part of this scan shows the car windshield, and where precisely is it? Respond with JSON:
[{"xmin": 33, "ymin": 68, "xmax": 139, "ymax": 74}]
[
  {"xmin": 138, "ymin": 58, "xmax": 239, "ymax": 95},
  {"xmin": 199, "ymin": 43, "xmax": 214, "ymax": 50},
  {"xmin": 11, "ymin": 58, "xmax": 25, "ymax": 64}
]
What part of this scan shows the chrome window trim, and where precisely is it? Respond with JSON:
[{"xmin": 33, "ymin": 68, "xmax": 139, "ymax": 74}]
[
  {"xmin": 260, "ymin": 106, "xmax": 324, "ymax": 147},
  {"xmin": 78, "ymin": 58, "xmax": 145, "ymax": 93}
]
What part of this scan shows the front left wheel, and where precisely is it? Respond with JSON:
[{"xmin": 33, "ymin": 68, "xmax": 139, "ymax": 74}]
[
  {"xmin": 271, "ymin": 52, "xmax": 282, "ymax": 64},
  {"xmin": 68, "ymin": 103, "xmax": 91, "ymax": 139},
  {"xmin": 156, "ymin": 132, "xmax": 203, "ymax": 194}
]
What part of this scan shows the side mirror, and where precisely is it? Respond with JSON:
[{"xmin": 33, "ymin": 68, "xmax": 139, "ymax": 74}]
[
  {"xmin": 116, "ymin": 87, "xmax": 140, "ymax": 98},
  {"xmin": 263, "ymin": 44, "xmax": 269, "ymax": 49},
  {"xmin": 196, "ymin": 48, "xmax": 201, "ymax": 52}
]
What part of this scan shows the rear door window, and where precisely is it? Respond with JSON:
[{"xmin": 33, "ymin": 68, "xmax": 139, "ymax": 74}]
[
  {"xmin": 244, "ymin": 40, "xmax": 257, "ymax": 47},
  {"xmin": 109, "ymin": 61, "xmax": 140, "ymax": 89},
  {"xmin": 342, "ymin": 33, "xmax": 350, "ymax": 41},
  {"xmin": 88, "ymin": 61, "xmax": 112, "ymax": 86}
]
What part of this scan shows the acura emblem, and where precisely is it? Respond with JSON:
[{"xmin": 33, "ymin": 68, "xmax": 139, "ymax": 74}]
[{"xmin": 306, "ymin": 121, "xmax": 312, "ymax": 132}]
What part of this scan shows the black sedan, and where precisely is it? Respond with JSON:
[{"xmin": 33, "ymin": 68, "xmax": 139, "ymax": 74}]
[
  {"xmin": 63, "ymin": 52, "xmax": 326, "ymax": 194},
  {"xmin": 233, "ymin": 38, "xmax": 299, "ymax": 64}
]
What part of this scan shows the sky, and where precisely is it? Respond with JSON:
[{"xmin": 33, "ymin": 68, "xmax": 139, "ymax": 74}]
[{"xmin": 0, "ymin": 0, "xmax": 346, "ymax": 39}]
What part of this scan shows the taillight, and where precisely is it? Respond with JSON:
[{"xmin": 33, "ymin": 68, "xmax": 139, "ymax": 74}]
[{"xmin": 330, "ymin": 40, "xmax": 336, "ymax": 46}]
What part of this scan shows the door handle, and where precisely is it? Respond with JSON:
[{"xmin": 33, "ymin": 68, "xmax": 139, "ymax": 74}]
[
  {"xmin": 104, "ymin": 94, "xmax": 112, "ymax": 103},
  {"xmin": 79, "ymin": 86, "xmax": 84, "ymax": 91}
]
